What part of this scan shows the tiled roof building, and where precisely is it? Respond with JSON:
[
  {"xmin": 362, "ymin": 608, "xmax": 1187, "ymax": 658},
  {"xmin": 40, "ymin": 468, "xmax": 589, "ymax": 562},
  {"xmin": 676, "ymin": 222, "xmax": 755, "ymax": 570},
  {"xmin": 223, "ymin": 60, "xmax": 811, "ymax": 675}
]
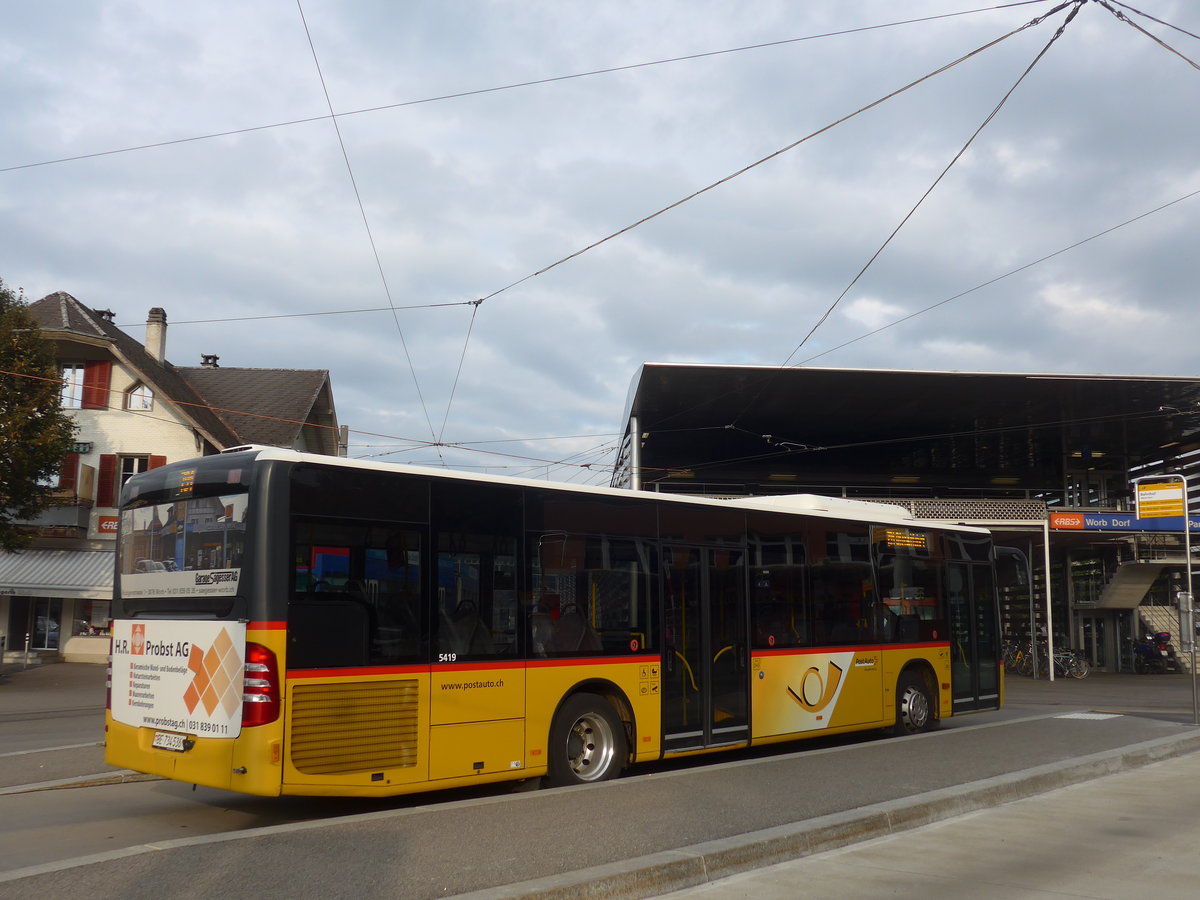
[{"xmin": 2, "ymin": 292, "xmax": 344, "ymax": 663}]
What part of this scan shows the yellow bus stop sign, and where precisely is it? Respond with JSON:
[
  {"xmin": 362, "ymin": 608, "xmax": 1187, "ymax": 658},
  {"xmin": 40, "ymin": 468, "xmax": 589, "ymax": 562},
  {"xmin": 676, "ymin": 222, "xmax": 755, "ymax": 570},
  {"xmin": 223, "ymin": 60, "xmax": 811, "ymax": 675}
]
[{"xmin": 1135, "ymin": 481, "xmax": 1186, "ymax": 519}]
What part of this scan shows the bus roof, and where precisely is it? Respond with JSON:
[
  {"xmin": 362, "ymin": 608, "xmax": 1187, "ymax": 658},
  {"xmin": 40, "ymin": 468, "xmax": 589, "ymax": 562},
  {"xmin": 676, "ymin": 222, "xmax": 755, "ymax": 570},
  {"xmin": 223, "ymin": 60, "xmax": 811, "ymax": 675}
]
[{"xmin": 220, "ymin": 446, "xmax": 989, "ymax": 535}]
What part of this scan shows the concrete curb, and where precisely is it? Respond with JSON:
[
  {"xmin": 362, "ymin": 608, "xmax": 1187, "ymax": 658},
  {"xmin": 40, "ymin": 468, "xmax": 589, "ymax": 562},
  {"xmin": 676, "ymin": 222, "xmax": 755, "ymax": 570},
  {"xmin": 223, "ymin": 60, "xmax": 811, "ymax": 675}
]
[
  {"xmin": 0, "ymin": 771, "xmax": 162, "ymax": 797},
  {"xmin": 457, "ymin": 727, "xmax": 1200, "ymax": 900}
]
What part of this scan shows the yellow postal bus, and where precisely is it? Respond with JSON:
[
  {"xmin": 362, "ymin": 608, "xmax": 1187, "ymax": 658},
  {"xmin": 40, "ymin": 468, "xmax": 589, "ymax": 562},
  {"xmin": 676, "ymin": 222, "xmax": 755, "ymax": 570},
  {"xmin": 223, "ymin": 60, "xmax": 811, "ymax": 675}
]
[{"xmin": 105, "ymin": 448, "xmax": 1002, "ymax": 797}]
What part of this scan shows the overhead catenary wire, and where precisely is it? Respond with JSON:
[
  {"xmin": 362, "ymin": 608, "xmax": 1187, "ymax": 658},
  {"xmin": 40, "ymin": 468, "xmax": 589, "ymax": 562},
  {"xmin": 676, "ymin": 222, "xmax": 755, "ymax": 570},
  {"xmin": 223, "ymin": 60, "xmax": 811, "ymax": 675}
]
[
  {"xmin": 9, "ymin": 1, "xmax": 1090, "ymax": 469},
  {"xmin": 779, "ymin": 0, "xmax": 1084, "ymax": 368},
  {"xmin": 1110, "ymin": 0, "xmax": 1200, "ymax": 41},
  {"xmin": 1, "ymin": 366, "xmax": 623, "ymax": 473},
  {"xmin": 115, "ymin": 300, "xmax": 479, "ymax": 330},
  {"xmin": 0, "ymin": 2, "xmax": 1049, "ymax": 176},
  {"xmin": 469, "ymin": 1, "xmax": 1079, "ymax": 310},
  {"xmin": 797, "ymin": 185, "xmax": 1200, "ymax": 366},
  {"xmin": 12, "ymin": 1, "xmax": 1197, "ymax": 486},
  {"xmin": 294, "ymin": 0, "xmax": 441, "ymax": 460},
  {"xmin": 613, "ymin": 0, "xmax": 1081, "ymax": 434},
  {"xmin": 437, "ymin": 299, "xmax": 484, "ymax": 447},
  {"xmin": 104, "ymin": 0, "xmax": 1195, "ymax": 354},
  {"xmin": 1095, "ymin": 0, "xmax": 1200, "ymax": 70}
]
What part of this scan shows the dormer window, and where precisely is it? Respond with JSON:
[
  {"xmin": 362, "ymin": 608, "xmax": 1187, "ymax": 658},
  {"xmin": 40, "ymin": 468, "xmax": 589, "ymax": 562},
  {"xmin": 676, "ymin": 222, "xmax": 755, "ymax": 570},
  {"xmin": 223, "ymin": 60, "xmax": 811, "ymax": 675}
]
[{"xmin": 127, "ymin": 383, "xmax": 154, "ymax": 411}]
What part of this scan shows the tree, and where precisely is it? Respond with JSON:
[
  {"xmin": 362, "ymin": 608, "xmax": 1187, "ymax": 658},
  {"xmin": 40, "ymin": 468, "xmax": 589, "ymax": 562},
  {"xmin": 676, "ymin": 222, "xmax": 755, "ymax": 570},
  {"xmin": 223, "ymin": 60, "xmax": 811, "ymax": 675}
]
[{"xmin": 0, "ymin": 279, "xmax": 78, "ymax": 552}]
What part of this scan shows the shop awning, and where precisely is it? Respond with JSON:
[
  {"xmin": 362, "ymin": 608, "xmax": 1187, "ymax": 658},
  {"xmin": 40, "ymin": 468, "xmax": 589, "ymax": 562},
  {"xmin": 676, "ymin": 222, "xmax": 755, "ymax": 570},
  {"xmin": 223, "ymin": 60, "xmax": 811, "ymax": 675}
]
[{"xmin": 0, "ymin": 548, "xmax": 114, "ymax": 600}]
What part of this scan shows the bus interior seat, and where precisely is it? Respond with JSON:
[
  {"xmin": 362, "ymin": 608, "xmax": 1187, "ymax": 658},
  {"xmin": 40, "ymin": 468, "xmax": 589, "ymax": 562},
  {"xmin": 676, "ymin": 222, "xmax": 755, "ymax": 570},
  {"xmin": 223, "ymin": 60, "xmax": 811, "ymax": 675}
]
[
  {"xmin": 439, "ymin": 604, "xmax": 494, "ymax": 656},
  {"xmin": 897, "ymin": 614, "xmax": 921, "ymax": 642},
  {"xmin": 550, "ymin": 607, "xmax": 603, "ymax": 653}
]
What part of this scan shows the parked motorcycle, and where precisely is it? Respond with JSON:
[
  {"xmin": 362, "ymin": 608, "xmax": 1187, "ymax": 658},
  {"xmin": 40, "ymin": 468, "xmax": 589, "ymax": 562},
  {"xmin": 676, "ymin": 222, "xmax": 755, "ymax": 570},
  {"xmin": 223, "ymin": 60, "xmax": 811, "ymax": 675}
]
[{"xmin": 1132, "ymin": 631, "xmax": 1172, "ymax": 674}]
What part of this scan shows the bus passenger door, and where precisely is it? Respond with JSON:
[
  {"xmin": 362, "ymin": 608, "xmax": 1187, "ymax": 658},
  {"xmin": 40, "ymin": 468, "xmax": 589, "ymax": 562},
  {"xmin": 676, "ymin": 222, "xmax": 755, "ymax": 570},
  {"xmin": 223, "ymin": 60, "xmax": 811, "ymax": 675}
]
[
  {"xmin": 947, "ymin": 562, "xmax": 1001, "ymax": 712},
  {"xmin": 662, "ymin": 546, "xmax": 749, "ymax": 753}
]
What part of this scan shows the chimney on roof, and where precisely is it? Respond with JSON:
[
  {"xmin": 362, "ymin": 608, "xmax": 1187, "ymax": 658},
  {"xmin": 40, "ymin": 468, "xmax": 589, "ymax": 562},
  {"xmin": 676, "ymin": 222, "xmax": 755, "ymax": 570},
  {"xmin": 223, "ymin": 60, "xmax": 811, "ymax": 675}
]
[
  {"xmin": 201, "ymin": 353, "xmax": 220, "ymax": 368},
  {"xmin": 146, "ymin": 308, "xmax": 167, "ymax": 362}
]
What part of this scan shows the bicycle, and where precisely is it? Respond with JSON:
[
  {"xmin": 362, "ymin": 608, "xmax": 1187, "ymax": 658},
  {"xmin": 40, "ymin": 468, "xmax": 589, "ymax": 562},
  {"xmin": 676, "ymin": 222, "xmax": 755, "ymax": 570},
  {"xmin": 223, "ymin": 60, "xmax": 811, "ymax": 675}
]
[
  {"xmin": 1002, "ymin": 640, "xmax": 1036, "ymax": 677},
  {"xmin": 1035, "ymin": 643, "xmax": 1090, "ymax": 679}
]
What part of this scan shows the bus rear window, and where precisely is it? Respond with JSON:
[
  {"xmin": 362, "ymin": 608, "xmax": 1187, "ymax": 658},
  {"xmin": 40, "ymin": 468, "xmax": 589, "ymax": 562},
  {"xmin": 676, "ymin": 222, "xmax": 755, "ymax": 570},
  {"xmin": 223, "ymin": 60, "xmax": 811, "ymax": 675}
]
[{"xmin": 119, "ymin": 492, "xmax": 249, "ymax": 599}]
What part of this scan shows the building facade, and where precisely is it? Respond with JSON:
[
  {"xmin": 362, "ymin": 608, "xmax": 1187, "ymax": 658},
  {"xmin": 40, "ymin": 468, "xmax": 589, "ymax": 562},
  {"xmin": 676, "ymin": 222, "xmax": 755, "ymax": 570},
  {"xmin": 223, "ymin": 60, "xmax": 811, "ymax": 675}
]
[
  {"xmin": 0, "ymin": 293, "xmax": 344, "ymax": 664},
  {"xmin": 613, "ymin": 363, "xmax": 1200, "ymax": 673}
]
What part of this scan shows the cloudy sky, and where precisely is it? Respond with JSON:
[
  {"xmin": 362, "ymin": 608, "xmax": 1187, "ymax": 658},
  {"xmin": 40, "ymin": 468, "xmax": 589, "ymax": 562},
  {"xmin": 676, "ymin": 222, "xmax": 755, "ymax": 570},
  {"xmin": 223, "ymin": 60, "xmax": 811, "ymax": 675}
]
[{"xmin": 3, "ymin": 1, "xmax": 1198, "ymax": 483}]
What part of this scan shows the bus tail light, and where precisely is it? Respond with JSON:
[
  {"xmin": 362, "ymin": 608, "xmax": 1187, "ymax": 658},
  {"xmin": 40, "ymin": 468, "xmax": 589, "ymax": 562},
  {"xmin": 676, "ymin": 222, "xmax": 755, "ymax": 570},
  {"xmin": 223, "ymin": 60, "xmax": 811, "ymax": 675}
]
[{"xmin": 242, "ymin": 642, "xmax": 281, "ymax": 727}]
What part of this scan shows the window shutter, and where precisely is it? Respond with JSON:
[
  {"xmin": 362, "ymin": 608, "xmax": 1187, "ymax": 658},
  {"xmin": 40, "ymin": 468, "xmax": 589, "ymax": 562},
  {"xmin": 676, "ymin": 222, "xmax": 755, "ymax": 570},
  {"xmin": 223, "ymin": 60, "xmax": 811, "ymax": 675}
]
[
  {"xmin": 97, "ymin": 454, "xmax": 117, "ymax": 507},
  {"xmin": 59, "ymin": 453, "xmax": 80, "ymax": 493},
  {"xmin": 81, "ymin": 361, "xmax": 112, "ymax": 410},
  {"xmin": 149, "ymin": 455, "xmax": 167, "ymax": 470}
]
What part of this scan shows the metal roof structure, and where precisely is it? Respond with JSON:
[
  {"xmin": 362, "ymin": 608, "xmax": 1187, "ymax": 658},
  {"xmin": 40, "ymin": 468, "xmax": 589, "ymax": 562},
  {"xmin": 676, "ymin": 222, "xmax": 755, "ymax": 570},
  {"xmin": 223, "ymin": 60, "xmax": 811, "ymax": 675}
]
[{"xmin": 614, "ymin": 364, "xmax": 1200, "ymax": 506}]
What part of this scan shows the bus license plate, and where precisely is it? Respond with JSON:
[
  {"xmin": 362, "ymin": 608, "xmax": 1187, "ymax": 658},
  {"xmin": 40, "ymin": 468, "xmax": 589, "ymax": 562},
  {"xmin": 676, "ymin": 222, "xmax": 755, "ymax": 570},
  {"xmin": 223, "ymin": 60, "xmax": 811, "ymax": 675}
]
[{"xmin": 152, "ymin": 731, "xmax": 189, "ymax": 752}]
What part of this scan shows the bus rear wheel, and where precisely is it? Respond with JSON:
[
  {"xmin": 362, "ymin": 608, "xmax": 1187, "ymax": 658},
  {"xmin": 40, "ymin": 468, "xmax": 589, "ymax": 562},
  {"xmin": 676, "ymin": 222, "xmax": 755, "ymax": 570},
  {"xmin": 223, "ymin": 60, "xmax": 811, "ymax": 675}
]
[
  {"xmin": 547, "ymin": 693, "xmax": 627, "ymax": 787},
  {"xmin": 893, "ymin": 672, "xmax": 936, "ymax": 736}
]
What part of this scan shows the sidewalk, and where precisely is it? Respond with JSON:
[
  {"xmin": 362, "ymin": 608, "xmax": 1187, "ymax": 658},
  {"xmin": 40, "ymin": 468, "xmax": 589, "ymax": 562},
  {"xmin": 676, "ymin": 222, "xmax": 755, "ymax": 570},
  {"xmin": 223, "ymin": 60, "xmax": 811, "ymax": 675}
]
[
  {"xmin": 0, "ymin": 658, "xmax": 106, "ymax": 715},
  {"xmin": 0, "ymin": 661, "xmax": 112, "ymax": 790},
  {"xmin": 658, "ymin": 748, "xmax": 1200, "ymax": 899}
]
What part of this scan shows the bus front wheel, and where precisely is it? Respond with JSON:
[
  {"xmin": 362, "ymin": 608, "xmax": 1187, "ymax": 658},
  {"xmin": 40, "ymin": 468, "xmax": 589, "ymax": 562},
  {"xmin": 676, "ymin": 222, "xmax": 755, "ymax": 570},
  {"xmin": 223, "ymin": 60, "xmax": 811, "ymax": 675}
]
[
  {"xmin": 893, "ymin": 672, "xmax": 936, "ymax": 736},
  {"xmin": 546, "ymin": 693, "xmax": 627, "ymax": 787}
]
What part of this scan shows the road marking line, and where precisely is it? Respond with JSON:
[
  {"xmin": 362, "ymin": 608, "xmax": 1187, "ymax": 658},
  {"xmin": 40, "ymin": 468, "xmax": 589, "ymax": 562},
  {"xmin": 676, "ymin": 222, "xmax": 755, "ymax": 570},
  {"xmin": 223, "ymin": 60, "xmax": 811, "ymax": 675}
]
[
  {"xmin": 0, "ymin": 742, "xmax": 101, "ymax": 758},
  {"xmin": 1056, "ymin": 712, "xmax": 1123, "ymax": 720}
]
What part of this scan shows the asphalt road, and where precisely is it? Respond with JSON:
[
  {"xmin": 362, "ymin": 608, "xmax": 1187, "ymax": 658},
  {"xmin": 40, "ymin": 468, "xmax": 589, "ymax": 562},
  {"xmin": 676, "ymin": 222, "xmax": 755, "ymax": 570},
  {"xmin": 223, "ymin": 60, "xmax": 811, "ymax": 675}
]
[{"xmin": 2, "ymin": 665, "xmax": 1199, "ymax": 898}]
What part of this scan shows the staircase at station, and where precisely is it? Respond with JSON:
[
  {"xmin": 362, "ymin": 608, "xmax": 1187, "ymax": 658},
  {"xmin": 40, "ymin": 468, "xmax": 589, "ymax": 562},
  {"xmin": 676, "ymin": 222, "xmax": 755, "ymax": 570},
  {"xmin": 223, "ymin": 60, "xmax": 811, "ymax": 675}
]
[
  {"xmin": 1093, "ymin": 559, "xmax": 1194, "ymax": 674},
  {"xmin": 1097, "ymin": 562, "xmax": 1175, "ymax": 609}
]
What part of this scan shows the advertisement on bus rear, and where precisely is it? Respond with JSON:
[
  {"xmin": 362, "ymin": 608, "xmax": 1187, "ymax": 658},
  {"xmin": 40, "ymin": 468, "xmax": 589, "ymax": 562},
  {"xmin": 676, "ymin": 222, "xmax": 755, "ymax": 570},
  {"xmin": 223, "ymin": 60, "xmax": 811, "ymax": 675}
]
[{"xmin": 110, "ymin": 619, "xmax": 247, "ymax": 738}]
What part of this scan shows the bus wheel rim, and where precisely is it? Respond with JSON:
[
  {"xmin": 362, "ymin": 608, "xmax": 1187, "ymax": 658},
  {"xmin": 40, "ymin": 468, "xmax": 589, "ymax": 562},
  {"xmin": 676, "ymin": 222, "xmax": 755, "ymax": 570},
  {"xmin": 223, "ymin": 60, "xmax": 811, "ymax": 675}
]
[
  {"xmin": 567, "ymin": 713, "xmax": 615, "ymax": 781},
  {"xmin": 901, "ymin": 686, "xmax": 930, "ymax": 731}
]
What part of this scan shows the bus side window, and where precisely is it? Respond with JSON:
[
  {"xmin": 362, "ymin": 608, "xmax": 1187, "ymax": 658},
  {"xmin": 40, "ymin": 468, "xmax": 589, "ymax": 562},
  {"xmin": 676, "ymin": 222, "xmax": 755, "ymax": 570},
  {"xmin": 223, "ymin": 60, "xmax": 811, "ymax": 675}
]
[
  {"xmin": 435, "ymin": 547, "xmax": 518, "ymax": 659},
  {"xmin": 528, "ymin": 534, "xmax": 655, "ymax": 657},
  {"xmin": 290, "ymin": 522, "xmax": 424, "ymax": 668}
]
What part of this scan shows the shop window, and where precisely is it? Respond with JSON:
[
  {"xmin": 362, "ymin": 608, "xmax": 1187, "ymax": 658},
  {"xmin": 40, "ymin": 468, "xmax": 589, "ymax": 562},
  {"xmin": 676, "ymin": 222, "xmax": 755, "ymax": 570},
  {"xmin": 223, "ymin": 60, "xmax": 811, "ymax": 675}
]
[{"xmin": 74, "ymin": 600, "xmax": 111, "ymax": 636}]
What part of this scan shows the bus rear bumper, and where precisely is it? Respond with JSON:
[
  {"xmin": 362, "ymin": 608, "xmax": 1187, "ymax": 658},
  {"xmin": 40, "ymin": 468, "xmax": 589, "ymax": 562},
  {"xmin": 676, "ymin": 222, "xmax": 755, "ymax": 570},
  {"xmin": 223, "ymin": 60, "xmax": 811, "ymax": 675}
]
[{"xmin": 105, "ymin": 713, "xmax": 281, "ymax": 796}]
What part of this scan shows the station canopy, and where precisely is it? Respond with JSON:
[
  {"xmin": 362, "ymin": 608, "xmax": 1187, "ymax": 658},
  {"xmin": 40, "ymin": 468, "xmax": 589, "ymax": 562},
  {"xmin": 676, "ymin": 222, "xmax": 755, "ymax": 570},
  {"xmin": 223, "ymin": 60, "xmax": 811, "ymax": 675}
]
[{"xmin": 614, "ymin": 364, "xmax": 1200, "ymax": 502}]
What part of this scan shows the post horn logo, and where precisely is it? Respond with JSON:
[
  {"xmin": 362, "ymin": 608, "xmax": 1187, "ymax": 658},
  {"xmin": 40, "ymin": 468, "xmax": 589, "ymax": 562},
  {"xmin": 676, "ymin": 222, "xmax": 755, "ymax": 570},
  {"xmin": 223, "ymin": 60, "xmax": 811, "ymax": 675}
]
[{"xmin": 787, "ymin": 661, "xmax": 844, "ymax": 713}]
